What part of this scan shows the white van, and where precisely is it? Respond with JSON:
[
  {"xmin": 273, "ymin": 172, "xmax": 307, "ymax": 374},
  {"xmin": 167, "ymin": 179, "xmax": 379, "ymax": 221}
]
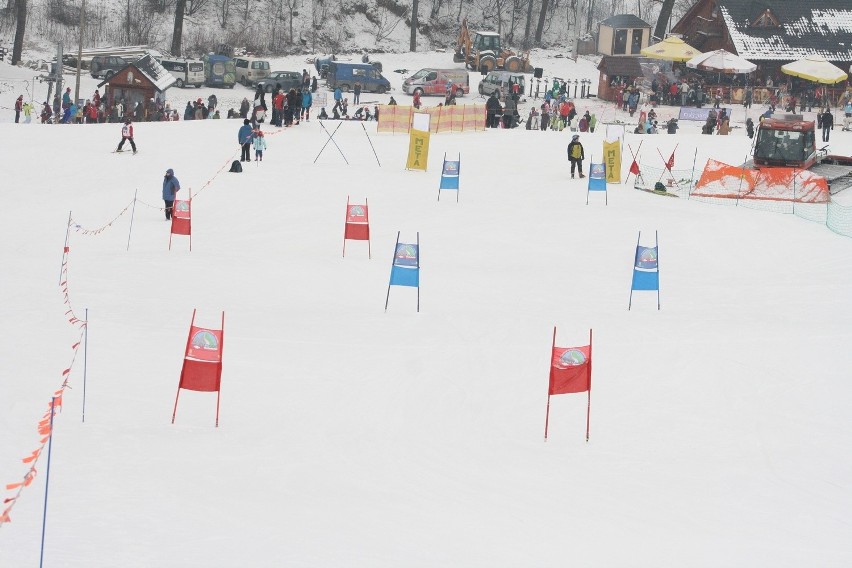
[
  {"xmin": 402, "ymin": 68, "xmax": 470, "ymax": 97},
  {"xmin": 159, "ymin": 58, "xmax": 205, "ymax": 88},
  {"xmin": 233, "ymin": 57, "xmax": 271, "ymax": 86}
]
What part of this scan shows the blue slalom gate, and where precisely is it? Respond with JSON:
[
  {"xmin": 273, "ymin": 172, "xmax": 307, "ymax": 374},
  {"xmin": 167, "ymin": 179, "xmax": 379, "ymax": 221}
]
[
  {"xmin": 586, "ymin": 159, "xmax": 607, "ymax": 205},
  {"xmin": 385, "ymin": 231, "xmax": 420, "ymax": 312},
  {"xmin": 629, "ymin": 230, "xmax": 660, "ymax": 310},
  {"xmin": 438, "ymin": 153, "xmax": 460, "ymax": 201}
]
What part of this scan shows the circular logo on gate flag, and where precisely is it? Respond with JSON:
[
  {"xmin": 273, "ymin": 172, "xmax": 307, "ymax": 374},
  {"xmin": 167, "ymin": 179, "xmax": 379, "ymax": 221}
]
[
  {"xmin": 176, "ymin": 201, "xmax": 190, "ymax": 212},
  {"xmin": 191, "ymin": 330, "xmax": 218, "ymax": 350},
  {"xmin": 639, "ymin": 248, "xmax": 657, "ymax": 264},
  {"xmin": 348, "ymin": 205, "xmax": 365, "ymax": 217},
  {"xmin": 396, "ymin": 244, "xmax": 417, "ymax": 260},
  {"xmin": 558, "ymin": 349, "xmax": 586, "ymax": 367}
]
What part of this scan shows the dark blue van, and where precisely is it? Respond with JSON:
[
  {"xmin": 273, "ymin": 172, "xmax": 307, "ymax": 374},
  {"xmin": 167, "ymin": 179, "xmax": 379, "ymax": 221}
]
[{"xmin": 326, "ymin": 62, "xmax": 391, "ymax": 94}]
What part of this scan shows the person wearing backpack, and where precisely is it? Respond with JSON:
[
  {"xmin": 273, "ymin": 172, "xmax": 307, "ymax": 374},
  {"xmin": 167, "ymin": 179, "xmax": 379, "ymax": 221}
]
[{"xmin": 567, "ymin": 134, "xmax": 585, "ymax": 179}]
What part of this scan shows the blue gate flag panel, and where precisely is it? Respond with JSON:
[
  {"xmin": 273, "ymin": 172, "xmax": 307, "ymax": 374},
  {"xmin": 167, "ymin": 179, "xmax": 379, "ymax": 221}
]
[
  {"xmin": 390, "ymin": 265, "xmax": 420, "ymax": 287},
  {"xmin": 394, "ymin": 243, "xmax": 419, "ymax": 267},
  {"xmin": 588, "ymin": 163, "xmax": 607, "ymax": 191},
  {"xmin": 632, "ymin": 269, "xmax": 659, "ymax": 291},
  {"xmin": 635, "ymin": 246, "xmax": 658, "ymax": 269}
]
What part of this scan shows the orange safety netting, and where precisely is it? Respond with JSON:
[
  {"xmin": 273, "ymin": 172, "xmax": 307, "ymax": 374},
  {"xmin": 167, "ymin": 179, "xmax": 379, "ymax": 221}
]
[
  {"xmin": 377, "ymin": 104, "xmax": 486, "ymax": 134},
  {"xmin": 693, "ymin": 159, "xmax": 829, "ymax": 203}
]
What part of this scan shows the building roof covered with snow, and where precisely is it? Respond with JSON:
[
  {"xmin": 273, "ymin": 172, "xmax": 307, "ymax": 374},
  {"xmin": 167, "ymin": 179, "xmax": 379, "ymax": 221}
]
[{"xmin": 671, "ymin": 0, "xmax": 852, "ymax": 62}]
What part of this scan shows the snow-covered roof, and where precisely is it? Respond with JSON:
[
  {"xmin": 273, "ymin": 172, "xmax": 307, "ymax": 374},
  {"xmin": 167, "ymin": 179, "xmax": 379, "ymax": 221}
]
[
  {"xmin": 719, "ymin": 1, "xmax": 852, "ymax": 61},
  {"xmin": 599, "ymin": 14, "xmax": 651, "ymax": 29},
  {"xmin": 133, "ymin": 54, "xmax": 177, "ymax": 91}
]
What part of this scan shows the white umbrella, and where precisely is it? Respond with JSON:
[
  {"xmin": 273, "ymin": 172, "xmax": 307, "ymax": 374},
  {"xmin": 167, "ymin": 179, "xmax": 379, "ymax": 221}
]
[
  {"xmin": 781, "ymin": 55, "xmax": 847, "ymax": 84},
  {"xmin": 686, "ymin": 49, "xmax": 757, "ymax": 74}
]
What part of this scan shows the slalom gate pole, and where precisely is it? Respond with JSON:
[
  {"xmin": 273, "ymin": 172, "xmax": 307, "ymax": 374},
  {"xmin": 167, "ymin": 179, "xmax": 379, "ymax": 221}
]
[
  {"xmin": 126, "ymin": 189, "xmax": 138, "ymax": 251},
  {"xmin": 215, "ymin": 311, "xmax": 224, "ymax": 428},
  {"xmin": 39, "ymin": 397, "xmax": 57, "ymax": 568},
  {"xmin": 656, "ymin": 231, "xmax": 661, "ymax": 310},
  {"xmin": 366, "ymin": 197, "xmax": 371, "ymax": 259},
  {"xmin": 323, "ymin": 121, "xmax": 350, "ymax": 164},
  {"xmin": 416, "ymin": 232, "xmax": 420, "ymax": 313},
  {"xmin": 736, "ymin": 153, "xmax": 749, "ymax": 206},
  {"xmin": 361, "ymin": 122, "xmax": 381, "ymax": 167},
  {"xmin": 688, "ymin": 148, "xmax": 698, "ymax": 199},
  {"xmin": 629, "ymin": 231, "xmax": 640, "ymax": 310},
  {"xmin": 586, "ymin": 329, "xmax": 592, "ymax": 442},
  {"xmin": 342, "ymin": 196, "xmax": 349, "ymax": 258},
  {"xmin": 313, "ymin": 122, "xmax": 343, "ymax": 164},
  {"xmin": 384, "ymin": 232, "xmax": 400, "ymax": 312},
  {"xmin": 59, "ymin": 211, "xmax": 71, "ymax": 285},
  {"xmin": 544, "ymin": 326, "xmax": 556, "ymax": 440},
  {"xmin": 82, "ymin": 308, "xmax": 88, "ymax": 423}
]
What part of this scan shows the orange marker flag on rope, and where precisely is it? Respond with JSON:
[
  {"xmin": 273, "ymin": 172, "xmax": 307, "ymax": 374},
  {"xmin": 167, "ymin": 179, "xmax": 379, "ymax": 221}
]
[
  {"xmin": 22, "ymin": 449, "xmax": 40, "ymax": 464},
  {"xmin": 0, "ymin": 507, "xmax": 12, "ymax": 523}
]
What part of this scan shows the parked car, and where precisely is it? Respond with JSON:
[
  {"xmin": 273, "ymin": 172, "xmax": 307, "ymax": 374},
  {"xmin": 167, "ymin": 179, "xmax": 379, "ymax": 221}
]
[
  {"xmin": 256, "ymin": 71, "xmax": 302, "ymax": 93},
  {"xmin": 478, "ymin": 70, "xmax": 527, "ymax": 100},
  {"xmin": 326, "ymin": 62, "xmax": 391, "ymax": 94},
  {"xmin": 90, "ymin": 55, "xmax": 130, "ymax": 79},
  {"xmin": 233, "ymin": 57, "xmax": 271, "ymax": 86},
  {"xmin": 402, "ymin": 68, "xmax": 469, "ymax": 97},
  {"xmin": 159, "ymin": 58, "xmax": 205, "ymax": 88}
]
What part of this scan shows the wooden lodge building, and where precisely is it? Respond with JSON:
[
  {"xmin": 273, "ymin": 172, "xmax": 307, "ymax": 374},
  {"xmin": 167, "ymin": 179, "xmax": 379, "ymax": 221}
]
[
  {"xmin": 671, "ymin": 0, "xmax": 852, "ymax": 103},
  {"xmin": 98, "ymin": 54, "xmax": 176, "ymax": 120}
]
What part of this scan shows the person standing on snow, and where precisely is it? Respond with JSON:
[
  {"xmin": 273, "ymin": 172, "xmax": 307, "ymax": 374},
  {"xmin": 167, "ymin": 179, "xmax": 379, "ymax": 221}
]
[
  {"xmin": 162, "ymin": 169, "xmax": 180, "ymax": 221},
  {"xmin": 567, "ymin": 134, "xmax": 585, "ymax": 179},
  {"xmin": 301, "ymin": 89, "xmax": 313, "ymax": 121},
  {"xmin": 238, "ymin": 119, "xmax": 254, "ymax": 162},
  {"xmin": 353, "ymin": 81, "xmax": 362, "ymax": 105},
  {"xmin": 253, "ymin": 130, "xmax": 267, "ymax": 161},
  {"xmin": 116, "ymin": 119, "xmax": 137, "ymax": 153},
  {"xmin": 820, "ymin": 108, "xmax": 834, "ymax": 142},
  {"xmin": 14, "ymin": 95, "xmax": 23, "ymax": 123}
]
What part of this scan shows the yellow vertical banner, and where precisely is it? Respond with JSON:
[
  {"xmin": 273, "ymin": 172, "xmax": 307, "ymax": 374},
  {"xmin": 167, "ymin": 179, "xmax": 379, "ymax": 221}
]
[
  {"xmin": 603, "ymin": 139, "xmax": 622, "ymax": 184},
  {"xmin": 406, "ymin": 129, "xmax": 430, "ymax": 171}
]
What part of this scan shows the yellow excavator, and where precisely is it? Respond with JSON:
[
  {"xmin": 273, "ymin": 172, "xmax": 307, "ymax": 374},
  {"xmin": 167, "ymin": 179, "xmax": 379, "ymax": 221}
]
[{"xmin": 453, "ymin": 18, "xmax": 534, "ymax": 74}]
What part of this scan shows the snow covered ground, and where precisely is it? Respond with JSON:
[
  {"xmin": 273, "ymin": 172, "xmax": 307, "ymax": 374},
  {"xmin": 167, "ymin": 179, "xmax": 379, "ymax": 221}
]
[{"xmin": 1, "ymin": 50, "xmax": 852, "ymax": 567}]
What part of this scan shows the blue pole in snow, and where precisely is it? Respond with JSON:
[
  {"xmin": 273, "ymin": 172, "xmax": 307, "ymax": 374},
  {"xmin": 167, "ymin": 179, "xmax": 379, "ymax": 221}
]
[{"xmin": 39, "ymin": 397, "xmax": 57, "ymax": 568}]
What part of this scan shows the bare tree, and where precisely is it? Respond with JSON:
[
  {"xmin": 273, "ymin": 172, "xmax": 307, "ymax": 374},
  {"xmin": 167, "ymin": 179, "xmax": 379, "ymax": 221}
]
[
  {"xmin": 654, "ymin": 0, "xmax": 675, "ymax": 40},
  {"xmin": 171, "ymin": 0, "xmax": 186, "ymax": 55},
  {"xmin": 214, "ymin": 0, "xmax": 229, "ymax": 28},
  {"xmin": 186, "ymin": 0, "xmax": 210, "ymax": 17},
  {"xmin": 409, "ymin": 0, "xmax": 418, "ymax": 51},
  {"xmin": 11, "ymin": 0, "xmax": 26, "ymax": 65},
  {"xmin": 523, "ymin": 0, "xmax": 536, "ymax": 49},
  {"xmin": 375, "ymin": 0, "xmax": 408, "ymax": 43},
  {"xmin": 429, "ymin": 0, "xmax": 442, "ymax": 20},
  {"xmin": 535, "ymin": 0, "xmax": 550, "ymax": 43}
]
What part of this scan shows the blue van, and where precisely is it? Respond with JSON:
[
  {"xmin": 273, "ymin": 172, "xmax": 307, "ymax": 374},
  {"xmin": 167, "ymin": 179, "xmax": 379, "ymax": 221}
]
[
  {"xmin": 201, "ymin": 54, "xmax": 236, "ymax": 88},
  {"xmin": 326, "ymin": 62, "xmax": 391, "ymax": 94}
]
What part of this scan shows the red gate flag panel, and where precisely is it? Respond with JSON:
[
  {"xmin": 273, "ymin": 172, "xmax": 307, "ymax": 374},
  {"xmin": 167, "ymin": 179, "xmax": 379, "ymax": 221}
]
[
  {"xmin": 171, "ymin": 200, "xmax": 191, "ymax": 236},
  {"xmin": 550, "ymin": 345, "xmax": 591, "ymax": 394},
  {"xmin": 173, "ymin": 310, "xmax": 225, "ymax": 426},
  {"xmin": 346, "ymin": 204, "xmax": 368, "ymax": 224}
]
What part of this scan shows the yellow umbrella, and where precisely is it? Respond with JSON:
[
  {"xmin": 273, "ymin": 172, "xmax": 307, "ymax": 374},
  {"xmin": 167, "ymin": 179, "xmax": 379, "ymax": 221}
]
[
  {"xmin": 640, "ymin": 36, "xmax": 703, "ymax": 63},
  {"xmin": 781, "ymin": 55, "xmax": 848, "ymax": 84}
]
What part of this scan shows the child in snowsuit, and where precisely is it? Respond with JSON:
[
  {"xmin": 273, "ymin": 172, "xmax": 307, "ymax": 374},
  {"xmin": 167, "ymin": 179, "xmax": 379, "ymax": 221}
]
[{"xmin": 253, "ymin": 130, "xmax": 267, "ymax": 161}]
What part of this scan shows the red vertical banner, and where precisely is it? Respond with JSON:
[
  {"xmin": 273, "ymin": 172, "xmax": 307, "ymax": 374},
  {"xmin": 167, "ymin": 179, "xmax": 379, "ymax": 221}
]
[
  {"xmin": 172, "ymin": 309, "xmax": 225, "ymax": 427},
  {"xmin": 343, "ymin": 196, "xmax": 371, "ymax": 258},
  {"xmin": 544, "ymin": 328, "xmax": 593, "ymax": 441},
  {"xmin": 169, "ymin": 199, "xmax": 192, "ymax": 251}
]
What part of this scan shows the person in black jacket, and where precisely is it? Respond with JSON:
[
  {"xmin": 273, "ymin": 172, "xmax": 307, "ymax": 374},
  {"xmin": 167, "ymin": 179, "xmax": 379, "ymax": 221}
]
[
  {"xmin": 821, "ymin": 108, "xmax": 834, "ymax": 142},
  {"xmin": 567, "ymin": 134, "xmax": 585, "ymax": 179},
  {"xmin": 485, "ymin": 92, "xmax": 502, "ymax": 128}
]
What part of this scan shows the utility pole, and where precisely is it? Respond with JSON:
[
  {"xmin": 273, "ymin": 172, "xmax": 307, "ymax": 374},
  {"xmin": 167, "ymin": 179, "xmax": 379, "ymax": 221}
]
[{"xmin": 75, "ymin": 0, "xmax": 86, "ymax": 103}]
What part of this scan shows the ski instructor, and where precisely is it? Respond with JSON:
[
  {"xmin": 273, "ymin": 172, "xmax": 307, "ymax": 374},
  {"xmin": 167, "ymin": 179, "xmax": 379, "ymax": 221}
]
[{"xmin": 162, "ymin": 168, "xmax": 181, "ymax": 221}]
